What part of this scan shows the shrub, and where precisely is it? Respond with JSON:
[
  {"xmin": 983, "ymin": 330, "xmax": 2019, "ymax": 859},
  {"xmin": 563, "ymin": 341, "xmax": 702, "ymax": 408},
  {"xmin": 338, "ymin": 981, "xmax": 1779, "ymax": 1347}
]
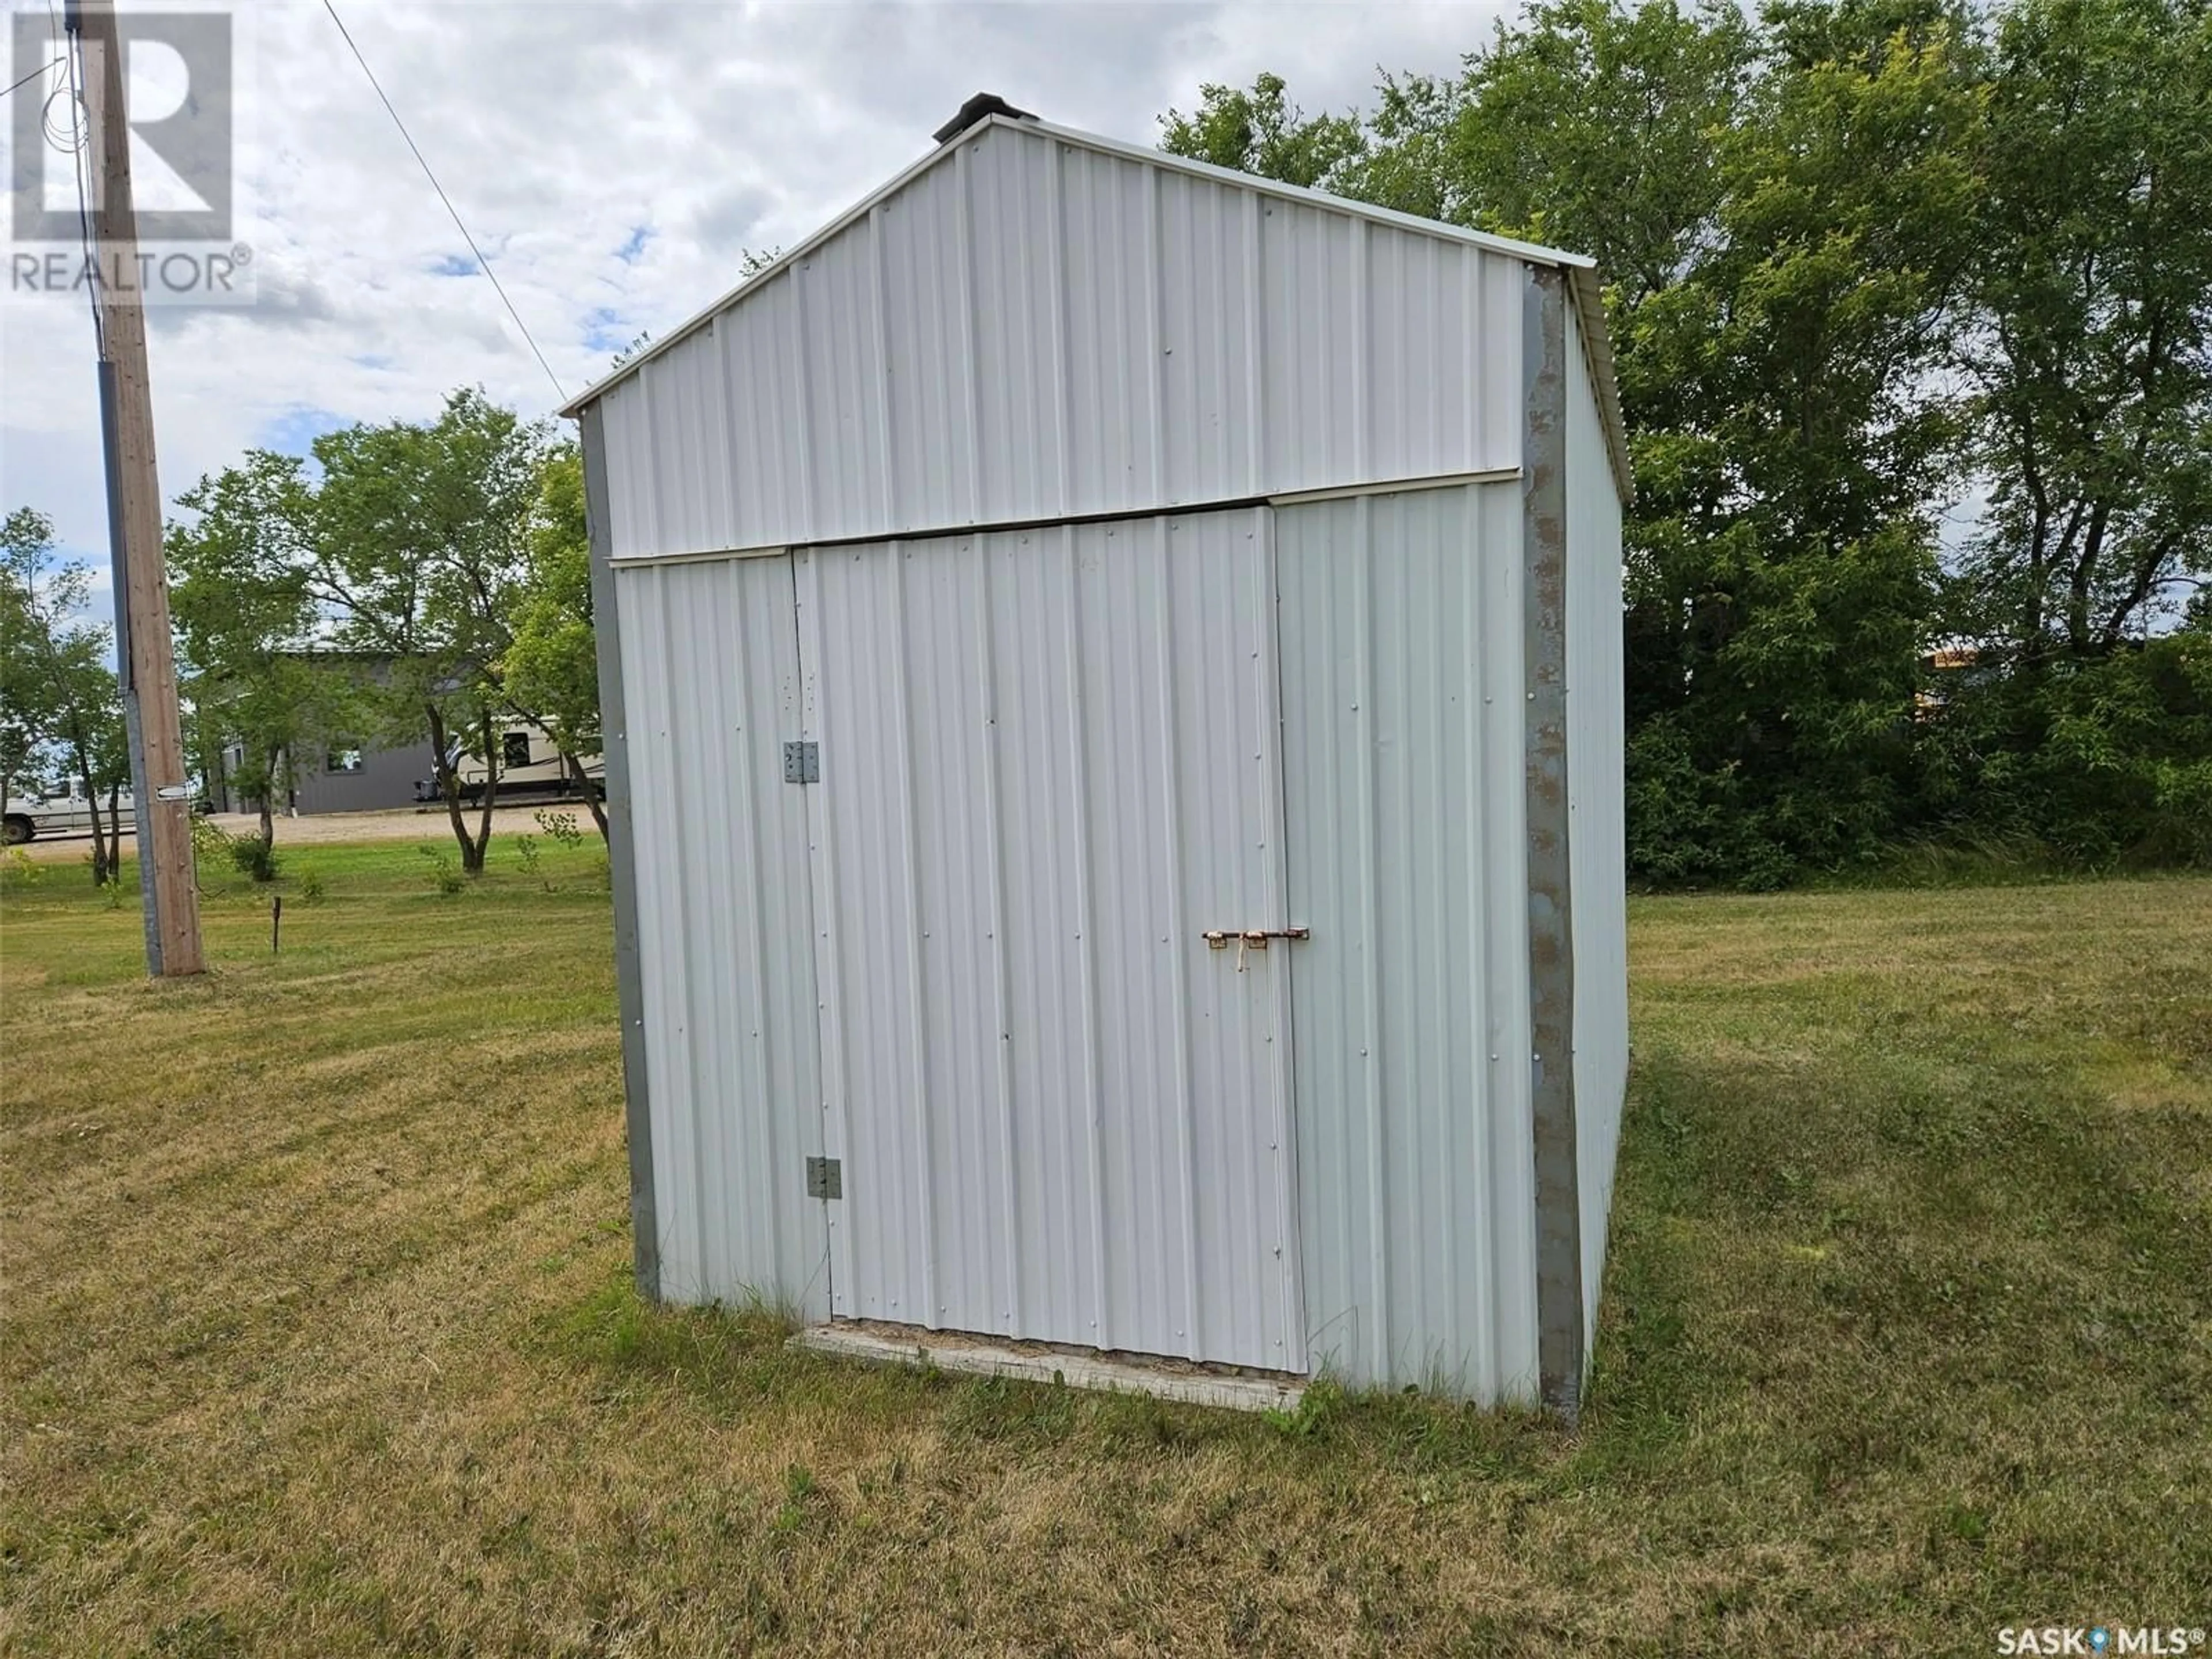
[
  {"xmin": 229, "ymin": 834, "xmax": 281, "ymax": 883},
  {"xmin": 533, "ymin": 809, "xmax": 585, "ymax": 853},
  {"xmin": 190, "ymin": 816, "xmax": 233, "ymax": 873},
  {"xmin": 417, "ymin": 845, "xmax": 464, "ymax": 897},
  {"xmin": 1923, "ymin": 631, "xmax": 2212, "ymax": 870}
]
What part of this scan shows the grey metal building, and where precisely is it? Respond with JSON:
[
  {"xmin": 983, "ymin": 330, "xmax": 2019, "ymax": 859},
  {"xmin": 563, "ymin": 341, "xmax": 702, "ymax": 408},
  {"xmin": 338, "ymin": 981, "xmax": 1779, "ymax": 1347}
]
[
  {"xmin": 284, "ymin": 738, "xmax": 438, "ymax": 815},
  {"xmin": 563, "ymin": 99, "xmax": 1630, "ymax": 1410}
]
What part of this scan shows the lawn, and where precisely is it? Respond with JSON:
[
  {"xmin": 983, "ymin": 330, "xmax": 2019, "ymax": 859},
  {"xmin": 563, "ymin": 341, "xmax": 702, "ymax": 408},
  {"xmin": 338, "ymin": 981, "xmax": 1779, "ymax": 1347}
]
[{"xmin": 2, "ymin": 841, "xmax": 2207, "ymax": 1656}]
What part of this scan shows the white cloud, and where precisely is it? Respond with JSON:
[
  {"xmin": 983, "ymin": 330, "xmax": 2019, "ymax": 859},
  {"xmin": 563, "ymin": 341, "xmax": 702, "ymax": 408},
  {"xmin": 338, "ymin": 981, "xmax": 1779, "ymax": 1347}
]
[{"xmin": 2, "ymin": 0, "xmax": 1502, "ymax": 567}]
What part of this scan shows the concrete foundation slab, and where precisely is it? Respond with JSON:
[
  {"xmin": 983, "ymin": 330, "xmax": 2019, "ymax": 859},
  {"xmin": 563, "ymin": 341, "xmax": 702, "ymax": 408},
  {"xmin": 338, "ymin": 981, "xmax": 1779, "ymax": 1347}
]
[{"xmin": 789, "ymin": 1324, "xmax": 1308, "ymax": 1415}]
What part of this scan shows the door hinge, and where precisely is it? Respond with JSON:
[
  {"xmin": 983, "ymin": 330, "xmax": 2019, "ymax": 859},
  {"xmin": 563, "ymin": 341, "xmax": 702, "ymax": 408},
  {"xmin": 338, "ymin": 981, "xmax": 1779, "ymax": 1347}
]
[
  {"xmin": 783, "ymin": 741, "xmax": 820, "ymax": 784},
  {"xmin": 805, "ymin": 1155, "xmax": 842, "ymax": 1200}
]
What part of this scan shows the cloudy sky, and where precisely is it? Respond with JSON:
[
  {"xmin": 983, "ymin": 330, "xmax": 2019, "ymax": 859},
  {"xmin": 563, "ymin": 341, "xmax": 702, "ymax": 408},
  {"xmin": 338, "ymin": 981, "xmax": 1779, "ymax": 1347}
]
[{"xmin": 2, "ymin": 0, "xmax": 1508, "ymax": 622}]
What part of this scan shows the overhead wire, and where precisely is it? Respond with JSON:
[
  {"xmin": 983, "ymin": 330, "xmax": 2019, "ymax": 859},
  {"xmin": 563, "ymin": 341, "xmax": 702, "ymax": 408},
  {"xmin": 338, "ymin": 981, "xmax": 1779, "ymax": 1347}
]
[
  {"xmin": 59, "ymin": 13, "xmax": 106, "ymax": 356},
  {"xmin": 319, "ymin": 0, "xmax": 568, "ymax": 403},
  {"xmin": 39, "ymin": 0, "xmax": 78, "ymax": 168},
  {"xmin": 2, "ymin": 54, "xmax": 62, "ymax": 103}
]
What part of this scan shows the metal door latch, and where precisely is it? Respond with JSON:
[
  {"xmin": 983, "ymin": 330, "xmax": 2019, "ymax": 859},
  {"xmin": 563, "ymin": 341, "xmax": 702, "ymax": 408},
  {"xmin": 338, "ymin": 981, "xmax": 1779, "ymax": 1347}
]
[{"xmin": 1203, "ymin": 926, "xmax": 1310, "ymax": 971}]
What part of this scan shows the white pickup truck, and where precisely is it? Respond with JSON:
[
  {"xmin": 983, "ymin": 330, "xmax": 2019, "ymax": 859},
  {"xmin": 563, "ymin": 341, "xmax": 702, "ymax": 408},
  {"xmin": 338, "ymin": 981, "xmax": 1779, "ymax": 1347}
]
[{"xmin": 2, "ymin": 785, "xmax": 132, "ymax": 845}]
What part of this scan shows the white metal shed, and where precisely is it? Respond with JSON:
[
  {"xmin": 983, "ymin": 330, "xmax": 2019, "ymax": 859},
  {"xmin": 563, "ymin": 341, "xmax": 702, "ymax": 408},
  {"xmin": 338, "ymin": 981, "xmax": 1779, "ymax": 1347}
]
[{"xmin": 563, "ymin": 97, "xmax": 1630, "ymax": 1412}]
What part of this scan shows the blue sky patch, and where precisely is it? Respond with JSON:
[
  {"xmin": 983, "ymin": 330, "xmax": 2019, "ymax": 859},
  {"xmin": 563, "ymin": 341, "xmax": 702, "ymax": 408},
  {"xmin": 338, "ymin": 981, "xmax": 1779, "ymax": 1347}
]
[
  {"xmin": 260, "ymin": 406, "xmax": 349, "ymax": 459},
  {"xmin": 581, "ymin": 306, "xmax": 629, "ymax": 354}
]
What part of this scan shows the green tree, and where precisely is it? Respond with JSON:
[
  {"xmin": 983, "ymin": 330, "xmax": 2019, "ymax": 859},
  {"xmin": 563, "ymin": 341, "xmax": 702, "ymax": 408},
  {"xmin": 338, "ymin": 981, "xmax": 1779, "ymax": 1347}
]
[
  {"xmin": 0, "ymin": 509, "xmax": 127, "ymax": 881},
  {"xmin": 0, "ymin": 508, "xmax": 68, "ymax": 813},
  {"xmin": 501, "ymin": 446, "xmax": 606, "ymax": 837},
  {"xmin": 306, "ymin": 388, "xmax": 551, "ymax": 874},
  {"xmin": 1164, "ymin": 3, "xmax": 1985, "ymax": 882},
  {"xmin": 1382, "ymin": 0, "xmax": 1753, "ymax": 300},
  {"xmin": 168, "ymin": 453, "xmax": 350, "ymax": 853},
  {"xmin": 1168, "ymin": 0, "xmax": 2212, "ymax": 879},
  {"xmin": 1957, "ymin": 0, "xmax": 2212, "ymax": 664},
  {"xmin": 1621, "ymin": 7, "xmax": 1985, "ymax": 879},
  {"xmin": 1159, "ymin": 72, "xmax": 1363, "ymax": 187},
  {"xmin": 1900, "ymin": 0, "xmax": 2212, "ymax": 867},
  {"xmin": 54, "ymin": 654, "xmax": 128, "ymax": 887}
]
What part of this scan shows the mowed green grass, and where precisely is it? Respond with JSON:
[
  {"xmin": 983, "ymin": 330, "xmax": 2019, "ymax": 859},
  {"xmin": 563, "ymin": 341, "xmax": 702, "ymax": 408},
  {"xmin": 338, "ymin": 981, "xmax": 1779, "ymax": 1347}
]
[{"xmin": 2, "ymin": 842, "xmax": 2208, "ymax": 1656}]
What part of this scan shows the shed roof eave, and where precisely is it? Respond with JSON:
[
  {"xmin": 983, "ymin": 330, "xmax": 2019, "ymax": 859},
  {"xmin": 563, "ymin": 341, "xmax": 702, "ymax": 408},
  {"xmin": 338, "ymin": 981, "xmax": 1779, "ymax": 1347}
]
[
  {"xmin": 556, "ymin": 129, "xmax": 974, "ymax": 419},
  {"xmin": 1566, "ymin": 265, "xmax": 1635, "ymax": 504},
  {"xmin": 559, "ymin": 111, "xmax": 1632, "ymax": 498}
]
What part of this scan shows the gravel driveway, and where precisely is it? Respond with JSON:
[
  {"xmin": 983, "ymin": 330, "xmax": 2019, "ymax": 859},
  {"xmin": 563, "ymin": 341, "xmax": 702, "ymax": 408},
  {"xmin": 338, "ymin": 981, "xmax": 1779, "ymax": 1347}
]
[{"xmin": 9, "ymin": 806, "xmax": 582, "ymax": 864}]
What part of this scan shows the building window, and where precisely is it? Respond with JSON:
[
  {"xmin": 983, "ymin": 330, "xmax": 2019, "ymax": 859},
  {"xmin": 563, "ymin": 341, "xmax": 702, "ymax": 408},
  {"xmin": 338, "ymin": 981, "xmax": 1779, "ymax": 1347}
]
[
  {"xmin": 502, "ymin": 730, "xmax": 533, "ymax": 770},
  {"xmin": 327, "ymin": 747, "xmax": 364, "ymax": 774}
]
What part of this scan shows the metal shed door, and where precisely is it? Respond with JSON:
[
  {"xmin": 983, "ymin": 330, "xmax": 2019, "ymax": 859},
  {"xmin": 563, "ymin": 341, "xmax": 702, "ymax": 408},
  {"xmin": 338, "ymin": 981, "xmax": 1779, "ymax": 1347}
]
[{"xmin": 796, "ymin": 507, "xmax": 1305, "ymax": 1373}]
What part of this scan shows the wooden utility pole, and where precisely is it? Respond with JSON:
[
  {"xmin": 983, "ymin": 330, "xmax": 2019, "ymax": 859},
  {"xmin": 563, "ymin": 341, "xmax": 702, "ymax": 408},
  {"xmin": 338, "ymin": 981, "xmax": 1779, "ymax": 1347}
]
[{"xmin": 71, "ymin": 0, "xmax": 204, "ymax": 976}]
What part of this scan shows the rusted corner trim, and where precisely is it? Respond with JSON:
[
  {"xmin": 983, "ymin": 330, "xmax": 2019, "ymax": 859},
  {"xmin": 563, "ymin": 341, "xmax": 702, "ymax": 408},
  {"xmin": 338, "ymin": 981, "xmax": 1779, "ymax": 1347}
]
[
  {"xmin": 582, "ymin": 404, "xmax": 661, "ymax": 1303},
  {"xmin": 1522, "ymin": 263, "xmax": 1585, "ymax": 1419}
]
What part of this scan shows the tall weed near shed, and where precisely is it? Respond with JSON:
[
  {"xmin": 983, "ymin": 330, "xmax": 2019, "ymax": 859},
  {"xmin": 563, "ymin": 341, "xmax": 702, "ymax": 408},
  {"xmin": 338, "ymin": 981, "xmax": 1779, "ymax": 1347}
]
[
  {"xmin": 522, "ymin": 812, "xmax": 585, "ymax": 893},
  {"xmin": 229, "ymin": 834, "xmax": 281, "ymax": 883},
  {"xmin": 188, "ymin": 814, "xmax": 233, "ymax": 882},
  {"xmin": 1, "ymin": 849, "xmax": 2206, "ymax": 1654},
  {"xmin": 416, "ymin": 843, "xmax": 464, "ymax": 896},
  {"xmin": 533, "ymin": 809, "xmax": 584, "ymax": 851},
  {"xmin": 512, "ymin": 832, "xmax": 545, "ymax": 888}
]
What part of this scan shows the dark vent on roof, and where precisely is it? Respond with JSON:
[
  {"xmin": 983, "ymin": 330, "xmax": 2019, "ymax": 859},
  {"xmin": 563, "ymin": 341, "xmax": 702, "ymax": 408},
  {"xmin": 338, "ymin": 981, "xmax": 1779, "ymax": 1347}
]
[{"xmin": 933, "ymin": 92, "xmax": 1038, "ymax": 146}]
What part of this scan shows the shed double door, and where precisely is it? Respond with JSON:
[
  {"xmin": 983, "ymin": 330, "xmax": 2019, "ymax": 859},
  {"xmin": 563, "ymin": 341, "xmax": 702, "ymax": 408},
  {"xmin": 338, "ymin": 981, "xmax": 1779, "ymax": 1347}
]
[{"xmin": 795, "ymin": 507, "xmax": 1305, "ymax": 1372}]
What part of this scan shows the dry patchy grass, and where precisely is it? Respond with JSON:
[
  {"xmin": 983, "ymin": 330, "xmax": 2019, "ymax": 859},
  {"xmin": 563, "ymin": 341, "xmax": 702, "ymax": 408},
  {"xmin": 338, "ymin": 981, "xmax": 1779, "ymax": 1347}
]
[{"xmin": 2, "ymin": 847, "xmax": 2209, "ymax": 1655}]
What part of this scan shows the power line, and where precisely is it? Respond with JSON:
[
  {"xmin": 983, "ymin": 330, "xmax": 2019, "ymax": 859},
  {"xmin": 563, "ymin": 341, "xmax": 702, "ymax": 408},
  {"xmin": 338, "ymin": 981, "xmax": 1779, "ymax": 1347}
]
[
  {"xmin": 62, "ymin": 23, "xmax": 104, "ymax": 355},
  {"xmin": 2, "ymin": 54, "xmax": 62, "ymax": 103},
  {"xmin": 319, "ymin": 0, "xmax": 567, "ymax": 403}
]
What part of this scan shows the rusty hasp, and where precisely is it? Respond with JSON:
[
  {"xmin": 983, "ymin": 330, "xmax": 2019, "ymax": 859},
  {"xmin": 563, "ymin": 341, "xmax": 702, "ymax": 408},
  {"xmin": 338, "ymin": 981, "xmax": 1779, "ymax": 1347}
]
[
  {"xmin": 1202, "ymin": 926, "xmax": 1310, "ymax": 972},
  {"xmin": 1202, "ymin": 926, "xmax": 1311, "ymax": 949}
]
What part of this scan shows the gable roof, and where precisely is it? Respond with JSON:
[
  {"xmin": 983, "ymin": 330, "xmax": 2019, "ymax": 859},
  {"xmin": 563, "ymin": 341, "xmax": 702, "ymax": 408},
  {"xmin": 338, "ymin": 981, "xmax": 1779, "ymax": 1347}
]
[{"xmin": 563, "ymin": 112, "xmax": 1633, "ymax": 499}]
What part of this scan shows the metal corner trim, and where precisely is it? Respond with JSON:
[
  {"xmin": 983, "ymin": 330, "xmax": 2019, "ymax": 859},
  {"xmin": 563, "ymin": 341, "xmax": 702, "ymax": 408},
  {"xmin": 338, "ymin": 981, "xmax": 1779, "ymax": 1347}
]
[
  {"xmin": 1522, "ymin": 263, "xmax": 1585, "ymax": 1418},
  {"xmin": 581, "ymin": 404, "xmax": 661, "ymax": 1302}
]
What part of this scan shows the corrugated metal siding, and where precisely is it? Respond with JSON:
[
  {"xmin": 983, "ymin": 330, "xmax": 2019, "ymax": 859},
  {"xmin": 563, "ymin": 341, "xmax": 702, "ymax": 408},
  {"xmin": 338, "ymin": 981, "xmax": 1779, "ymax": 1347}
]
[
  {"xmin": 601, "ymin": 120, "xmax": 1525, "ymax": 560},
  {"xmin": 796, "ymin": 509, "xmax": 1303, "ymax": 1370},
  {"xmin": 1275, "ymin": 482, "xmax": 1541, "ymax": 1400},
  {"xmin": 1564, "ymin": 308, "xmax": 1630, "ymax": 1353},
  {"xmin": 588, "ymin": 117, "xmax": 1638, "ymax": 1401},
  {"xmin": 615, "ymin": 555, "xmax": 830, "ymax": 1314}
]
